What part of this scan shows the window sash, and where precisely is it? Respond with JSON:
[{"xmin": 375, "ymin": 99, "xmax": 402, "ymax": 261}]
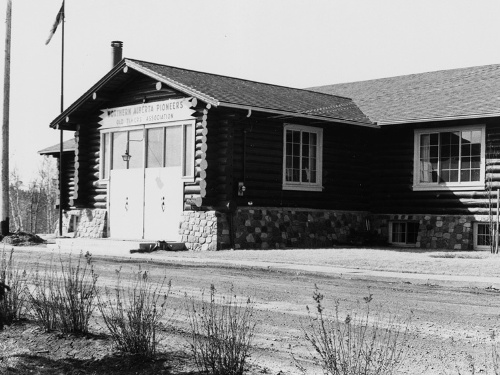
[
  {"xmin": 390, "ymin": 222, "xmax": 418, "ymax": 245},
  {"xmin": 100, "ymin": 121, "xmax": 195, "ymax": 180},
  {"xmin": 474, "ymin": 222, "xmax": 495, "ymax": 250},
  {"xmin": 283, "ymin": 125, "xmax": 322, "ymax": 190},
  {"xmin": 414, "ymin": 126, "xmax": 485, "ymax": 190}
]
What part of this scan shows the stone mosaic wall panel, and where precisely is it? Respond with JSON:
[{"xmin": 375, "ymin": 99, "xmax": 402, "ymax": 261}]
[{"xmin": 232, "ymin": 208, "xmax": 367, "ymax": 250}]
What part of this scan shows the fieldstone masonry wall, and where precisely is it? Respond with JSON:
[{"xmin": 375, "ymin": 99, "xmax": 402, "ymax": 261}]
[
  {"xmin": 233, "ymin": 208, "xmax": 368, "ymax": 249},
  {"xmin": 58, "ymin": 209, "xmax": 107, "ymax": 238},
  {"xmin": 180, "ymin": 208, "xmax": 367, "ymax": 250},
  {"xmin": 372, "ymin": 214, "xmax": 475, "ymax": 250},
  {"xmin": 180, "ymin": 209, "xmax": 486, "ymax": 251},
  {"xmin": 180, "ymin": 211, "xmax": 231, "ymax": 251}
]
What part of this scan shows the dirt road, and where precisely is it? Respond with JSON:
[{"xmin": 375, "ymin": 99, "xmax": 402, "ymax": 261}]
[{"xmin": 6, "ymin": 248, "xmax": 500, "ymax": 374}]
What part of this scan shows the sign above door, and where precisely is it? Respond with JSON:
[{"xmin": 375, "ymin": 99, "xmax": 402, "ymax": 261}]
[{"xmin": 99, "ymin": 97, "xmax": 197, "ymax": 129}]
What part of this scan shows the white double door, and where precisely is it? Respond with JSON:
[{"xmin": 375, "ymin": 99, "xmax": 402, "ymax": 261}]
[{"xmin": 109, "ymin": 166, "xmax": 183, "ymax": 240}]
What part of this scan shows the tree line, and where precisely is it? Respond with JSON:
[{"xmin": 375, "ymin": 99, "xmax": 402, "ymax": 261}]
[{"xmin": 9, "ymin": 157, "xmax": 58, "ymax": 235}]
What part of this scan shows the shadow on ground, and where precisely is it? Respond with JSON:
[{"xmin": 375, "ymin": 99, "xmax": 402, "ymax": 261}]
[{"xmin": 2, "ymin": 350, "xmax": 203, "ymax": 375}]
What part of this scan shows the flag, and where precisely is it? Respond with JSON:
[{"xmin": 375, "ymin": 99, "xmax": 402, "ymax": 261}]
[{"xmin": 45, "ymin": 2, "xmax": 64, "ymax": 45}]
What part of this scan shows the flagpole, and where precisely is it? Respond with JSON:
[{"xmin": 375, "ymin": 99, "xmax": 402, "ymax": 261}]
[
  {"xmin": 58, "ymin": 0, "xmax": 65, "ymax": 237},
  {"xmin": 1, "ymin": 0, "xmax": 12, "ymax": 236}
]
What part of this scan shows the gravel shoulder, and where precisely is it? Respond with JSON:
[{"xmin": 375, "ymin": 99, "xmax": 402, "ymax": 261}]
[{"xmin": 2, "ymin": 246, "xmax": 500, "ymax": 374}]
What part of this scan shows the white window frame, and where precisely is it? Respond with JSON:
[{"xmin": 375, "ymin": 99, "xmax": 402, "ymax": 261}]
[
  {"xmin": 99, "ymin": 120, "xmax": 195, "ymax": 183},
  {"xmin": 388, "ymin": 221, "xmax": 419, "ymax": 246},
  {"xmin": 413, "ymin": 125, "xmax": 486, "ymax": 191},
  {"xmin": 282, "ymin": 124, "xmax": 323, "ymax": 192},
  {"xmin": 473, "ymin": 222, "xmax": 493, "ymax": 251}
]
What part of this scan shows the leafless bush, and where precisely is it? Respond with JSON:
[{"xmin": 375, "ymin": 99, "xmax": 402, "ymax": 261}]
[
  {"xmin": 28, "ymin": 252, "xmax": 98, "ymax": 333},
  {"xmin": 493, "ymin": 340, "xmax": 500, "ymax": 374},
  {"xmin": 0, "ymin": 247, "xmax": 29, "ymax": 325},
  {"xmin": 298, "ymin": 285, "xmax": 411, "ymax": 375},
  {"xmin": 97, "ymin": 267, "xmax": 171, "ymax": 358},
  {"xmin": 186, "ymin": 284, "xmax": 257, "ymax": 375}
]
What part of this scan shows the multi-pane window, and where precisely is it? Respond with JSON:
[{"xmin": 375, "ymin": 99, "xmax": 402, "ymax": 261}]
[
  {"xmin": 414, "ymin": 126, "xmax": 485, "ymax": 189},
  {"xmin": 389, "ymin": 222, "xmax": 419, "ymax": 245},
  {"xmin": 283, "ymin": 124, "xmax": 323, "ymax": 191},
  {"xmin": 474, "ymin": 222, "xmax": 492, "ymax": 250},
  {"xmin": 146, "ymin": 126, "xmax": 183, "ymax": 168},
  {"xmin": 100, "ymin": 122, "xmax": 194, "ymax": 180}
]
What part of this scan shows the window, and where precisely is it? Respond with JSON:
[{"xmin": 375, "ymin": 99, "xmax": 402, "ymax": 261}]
[
  {"xmin": 111, "ymin": 131, "xmax": 130, "ymax": 170},
  {"xmin": 413, "ymin": 126, "xmax": 485, "ymax": 190},
  {"xmin": 100, "ymin": 121, "xmax": 194, "ymax": 180},
  {"xmin": 283, "ymin": 124, "xmax": 323, "ymax": 191},
  {"xmin": 473, "ymin": 222, "xmax": 493, "ymax": 250},
  {"xmin": 389, "ymin": 221, "xmax": 419, "ymax": 245}
]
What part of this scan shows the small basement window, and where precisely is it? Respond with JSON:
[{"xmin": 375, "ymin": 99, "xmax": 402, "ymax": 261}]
[
  {"xmin": 389, "ymin": 221, "xmax": 419, "ymax": 246},
  {"xmin": 473, "ymin": 222, "xmax": 492, "ymax": 251}
]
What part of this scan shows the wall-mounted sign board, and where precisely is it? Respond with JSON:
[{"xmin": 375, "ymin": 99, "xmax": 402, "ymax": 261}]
[{"xmin": 99, "ymin": 97, "xmax": 197, "ymax": 129}]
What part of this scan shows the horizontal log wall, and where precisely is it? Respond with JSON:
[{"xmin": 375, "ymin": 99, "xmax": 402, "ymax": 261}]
[
  {"xmin": 202, "ymin": 111, "xmax": 235, "ymax": 209},
  {"xmin": 58, "ymin": 153, "xmax": 75, "ymax": 210},
  {"xmin": 184, "ymin": 104, "xmax": 210, "ymax": 209},
  {"xmin": 204, "ymin": 109, "xmax": 375, "ymax": 211},
  {"xmin": 371, "ymin": 118, "xmax": 500, "ymax": 215}
]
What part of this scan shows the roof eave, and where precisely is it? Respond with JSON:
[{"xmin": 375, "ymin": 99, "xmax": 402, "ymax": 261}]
[
  {"xmin": 377, "ymin": 112, "xmax": 500, "ymax": 125},
  {"xmin": 218, "ymin": 102, "xmax": 378, "ymax": 127}
]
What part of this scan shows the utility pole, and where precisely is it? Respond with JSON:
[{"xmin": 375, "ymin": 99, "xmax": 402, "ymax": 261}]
[
  {"xmin": 58, "ymin": 2, "xmax": 64, "ymax": 237},
  {"xmin": 1, "ymin": 0, "xmax": 12, "ymax": 235}
]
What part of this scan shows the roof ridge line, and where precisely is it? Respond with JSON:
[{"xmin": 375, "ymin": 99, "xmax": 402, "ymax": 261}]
[
  {"xmin": 126, "ymin": 58, "xmax": 355, "ymax": 102},
  {"xmin": 125, "ymin": 59, "xmax": 220, "ymax": 106}
]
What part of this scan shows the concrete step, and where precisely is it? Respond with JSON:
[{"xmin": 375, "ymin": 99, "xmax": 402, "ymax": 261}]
[{"xmin": 47, "ymin": 238, "xmax": 186, "ymax": 257}]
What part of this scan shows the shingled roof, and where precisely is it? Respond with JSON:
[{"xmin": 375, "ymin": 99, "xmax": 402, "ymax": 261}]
[
  {"xmin": 310, "ymin": 64, "xmax": 500, "ymax": 125},
  {"xmin": 38, "ymin": 138, "xmax": 76, "ymax": 155},
  {"xmin": 50, "ymin": 59, "xmax": 373, "ymax": 128}
]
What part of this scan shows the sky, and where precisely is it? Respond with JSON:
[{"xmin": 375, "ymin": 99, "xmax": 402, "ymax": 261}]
[{"xmin": 1, "ymin": 0, "xmax": 500, "ymax": 184}]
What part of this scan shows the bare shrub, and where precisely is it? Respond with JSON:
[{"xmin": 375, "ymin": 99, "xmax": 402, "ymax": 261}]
[
  {"xmin": 298, "ymin": 286, "xmax": 411, "ymax": 375},
  {"xmin": 0, "ymin": 247, "xmax": 29, "ymax": 325},
  {"xmin": 28, "ymin": 259, "xmax": 58, "ymax": 331},
  {"xmin": 493, "ymin": 340, "xmax": 500, "ymax": 375},
  {"xmin": 97, "ymin": 267, "xmax": 171, "ymax": 358},
  {"xmin": 27, "ymin": 251, "xmax": 98, "ymax": 333},
  {"xmin": 186, "ymin": 284, "xmax": 257, "ymax": 375}
]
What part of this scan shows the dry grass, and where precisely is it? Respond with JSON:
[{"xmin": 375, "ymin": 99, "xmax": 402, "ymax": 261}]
[
  {"xmin": 0, "ymin": 247, "xmax": 30, "ymax": 325},
  {"xmin": 186, "ymin": 284, "xmax": 256, "ymax": 375},
  {"xmin": 97, "ymin": 267, "xmax": 171, "ymax": 358},
  {"xmin": 297, "ymin": 286, "xmax": 411, "ymax": 375},
  {"xmin": 27, "ymin": 251, "xmax": 99, "ymax": 333}
]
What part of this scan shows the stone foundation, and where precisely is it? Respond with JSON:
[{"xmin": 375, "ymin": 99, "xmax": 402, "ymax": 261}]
[
  {"xmin": 372, "ymin": 214, "xmax": 478, "ymax": 250},
  {"xmin": 180, "ymin": 210, "xmax": 231, "ymax": 251},
  {"xmin": 180, "ymin": 209, "xmax": 488, "ymax": 251},
  {"xmin": 233, "ymin": 208, "xmax": 368, "ymax": 249},
  {"xmin": 57, "ymin": 209, "xmax": 107, "ymax": 238},
  {"xmin": 180, "ymin": 207, "xmax": 368, "ymax": 250}
]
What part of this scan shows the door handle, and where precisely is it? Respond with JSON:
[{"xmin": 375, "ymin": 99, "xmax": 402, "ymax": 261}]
[
  {"xmin": 125, "ymin": 197, "xmax": 129, "ymax": 211},
  {"xmin": 161, "ymin": 196, "xmax": 165, "ymax": 212}
]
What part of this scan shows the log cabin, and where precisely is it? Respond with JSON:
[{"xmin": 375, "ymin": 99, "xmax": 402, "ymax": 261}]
[
  {"xmin": 45, "ymin": 46, "xmax": 500, "ymax": 250},
  {"xmin": 46, "ymin": 54, "xmax": 377, "ymax": 250}
]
